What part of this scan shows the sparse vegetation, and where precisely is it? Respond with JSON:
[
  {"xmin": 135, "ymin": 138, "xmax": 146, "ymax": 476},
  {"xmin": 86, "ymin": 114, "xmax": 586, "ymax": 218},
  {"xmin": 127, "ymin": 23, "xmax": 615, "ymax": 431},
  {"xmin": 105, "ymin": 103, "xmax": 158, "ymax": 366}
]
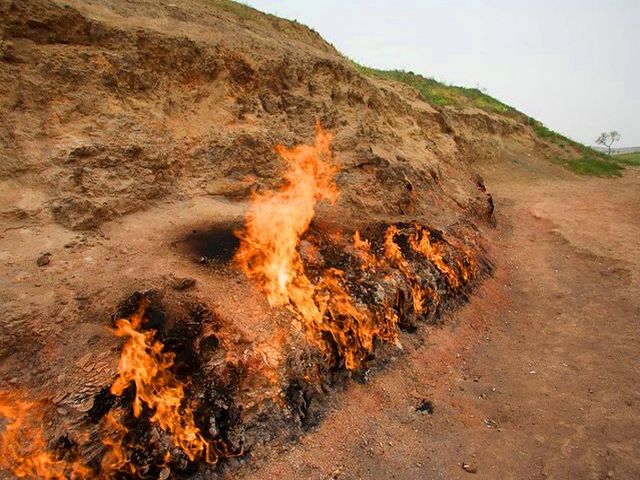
[
  {"xmin": 206, "ymin": 0, "xmax": 259, "ymax": 20},
  {"xmin": 613, "ymin": 151, "xmax": 640, "ymax": 166},
  {"xmin": 353, "ymin": 63, "xmax": 618, "ymax": 176},
  {"xmin": 595, "ymin": 131, "xmax": 621, "ymax": 155},
  {"xmin": 354, "ymin": 65, "xmax": 523, "ymax": 119},
  {"xmin": 555, "ymin": 154, "xmax": 624, "ymax": 177}
]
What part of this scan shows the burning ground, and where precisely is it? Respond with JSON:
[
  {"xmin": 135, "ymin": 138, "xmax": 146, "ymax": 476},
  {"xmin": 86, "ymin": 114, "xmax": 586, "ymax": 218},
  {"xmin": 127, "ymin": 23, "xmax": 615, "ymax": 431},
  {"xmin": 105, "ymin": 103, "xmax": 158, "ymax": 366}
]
[
  {"xmin": 0, "ymin": 0, "xmax": 575, "ymax": 477},
  {"xmin": 0, "ymin": 121, "xmax": 490, "ymax": 478}
]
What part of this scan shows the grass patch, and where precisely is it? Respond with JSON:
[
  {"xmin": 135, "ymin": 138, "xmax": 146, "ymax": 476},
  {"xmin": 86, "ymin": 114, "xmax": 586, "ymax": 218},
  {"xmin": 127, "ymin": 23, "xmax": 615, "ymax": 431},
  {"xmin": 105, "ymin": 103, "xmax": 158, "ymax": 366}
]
[
  {"xmin": 557, "ymin": 155, "xmax": 624, "ymax": 177},
  {"xmin": 354, "ymin": 64, "xmax": 621, "ymax": 177},
  {"xmin": 613, "ymin": 151, "xmax": 640, "ymax": 166},
  {"xmin": 202, "ymin": 0, "xmax": 257, "ymax": 20},
  {"xmin": 353, "ymin": 64, "xmax": 611, "ymax": 162},
  {"xmin": 354, "ymin": 65, "xmax": 523, "ymax": 120}
]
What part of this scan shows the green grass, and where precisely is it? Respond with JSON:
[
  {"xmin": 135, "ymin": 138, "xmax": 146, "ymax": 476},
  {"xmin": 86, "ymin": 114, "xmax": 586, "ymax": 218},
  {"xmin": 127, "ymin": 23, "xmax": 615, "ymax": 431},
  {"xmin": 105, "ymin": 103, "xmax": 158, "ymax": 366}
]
[
  {"xmin": 613, "ymin": 151, "xmax": 640, "ymax": 166},
  {"xmin": 353, "ymin": 64, "xmax": 614, "ymax": 174},
  {"xmin": 556, "ymin": 155, "xmax": 624, "ymax": 177},
  {"xmin": 354, "ymin": 65, "xmax": 523, "ymax": 120},
  {"xmin": 201, "ymin": 0, "xmax": 257, "ymax": 20}
]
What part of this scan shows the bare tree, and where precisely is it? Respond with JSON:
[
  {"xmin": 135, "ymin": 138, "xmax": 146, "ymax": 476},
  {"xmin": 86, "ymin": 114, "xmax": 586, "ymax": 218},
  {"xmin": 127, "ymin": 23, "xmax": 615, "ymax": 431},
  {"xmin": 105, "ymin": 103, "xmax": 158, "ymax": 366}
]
[{"xmin": 595, "ymin": 131, "xmax": 621, "ymax": 155}]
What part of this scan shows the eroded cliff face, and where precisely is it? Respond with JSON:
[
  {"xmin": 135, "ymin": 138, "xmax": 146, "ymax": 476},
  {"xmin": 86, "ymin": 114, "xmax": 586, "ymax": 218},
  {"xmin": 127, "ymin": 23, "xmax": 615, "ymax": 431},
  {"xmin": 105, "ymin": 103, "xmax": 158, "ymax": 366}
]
[{"xmin": 0, "ymin": 0, "xmax": 511, "ymax": 232}]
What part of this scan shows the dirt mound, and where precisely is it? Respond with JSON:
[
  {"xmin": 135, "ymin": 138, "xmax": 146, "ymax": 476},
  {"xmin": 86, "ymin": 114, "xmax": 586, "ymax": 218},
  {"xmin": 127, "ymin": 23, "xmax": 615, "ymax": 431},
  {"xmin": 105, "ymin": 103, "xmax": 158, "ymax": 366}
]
[{"xmin": 0, "ymin": 0, "xmax": 569, "ymax": 478}]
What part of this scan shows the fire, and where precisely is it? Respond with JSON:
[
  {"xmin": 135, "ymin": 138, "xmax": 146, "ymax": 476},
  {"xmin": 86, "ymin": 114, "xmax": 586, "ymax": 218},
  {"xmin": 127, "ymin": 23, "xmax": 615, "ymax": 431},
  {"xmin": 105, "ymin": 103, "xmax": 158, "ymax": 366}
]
[
  {"xmin": 408, "ymin": 224, "xmax": 460, "ymax": 288},
  {"xmin": 235, "ymin": 126, "xmax": 401, "ymax": 369},
  {"xmin": 99, "ymin": 411, "xmax": 136, "ymax": 476},
  {"xmin": 110, "ymin": 300, "xmax": 214, "ymax": 464},
  {"xmin": 0, "ymin": 392, "xmax": 88, "ymax": 479},
  {"xmin": 235, "ymin": 124, "xmax": 480, "ymax": 370},
  {"xmin": 1, "ymin": 123, "xmax": 483, "ymax": 477},
  {"xmin": 384, "ymin": 225, "xmax": 438, "ymax": 314},
  {"xmin": 235, "ymin": 122, "xmax": 338, "ymax": 308}
]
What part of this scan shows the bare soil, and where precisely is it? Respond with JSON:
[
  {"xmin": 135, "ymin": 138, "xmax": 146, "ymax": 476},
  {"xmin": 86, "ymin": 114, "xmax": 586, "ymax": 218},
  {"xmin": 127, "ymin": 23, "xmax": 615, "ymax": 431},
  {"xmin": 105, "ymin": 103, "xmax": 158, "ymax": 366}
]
[{"xmin": 236, "ymin": 164, "xmax": 640, "ymax": 479}]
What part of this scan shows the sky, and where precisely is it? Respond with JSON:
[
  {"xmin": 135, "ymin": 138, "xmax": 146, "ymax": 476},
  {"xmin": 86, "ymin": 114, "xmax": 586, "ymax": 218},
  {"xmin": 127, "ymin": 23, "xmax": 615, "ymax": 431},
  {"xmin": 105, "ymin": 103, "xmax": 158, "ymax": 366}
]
[{"xmin": 243, "ymin": 0, "xmax": 639, "ymax": 147}]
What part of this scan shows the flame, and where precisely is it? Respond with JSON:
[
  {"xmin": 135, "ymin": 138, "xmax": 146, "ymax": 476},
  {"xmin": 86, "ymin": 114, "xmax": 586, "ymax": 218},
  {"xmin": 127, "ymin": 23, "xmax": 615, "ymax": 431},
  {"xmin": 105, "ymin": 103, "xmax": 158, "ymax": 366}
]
[
  {"xmin": 408, "ymin": 224, "xmax": 460, "ymax": 288},
  {"xmin": 235, "ymin": 122, "xmax": 338, "ymax": 308},
  {"xmin": 234, "ymin": 124, "xmax": 480, "ymax": 369},
  {"xmin": 352, "ymin": 231, "xmax": 381, "ymax": 270},
  {"xmin": 99, "ymin": 411, "xmax": 136, "ymax": 477},
  {"xmin": 110, "ymin": 300, "xmax": 214, "ymax": 464},
  {"xmin": 383, "ymin": 225, "xmax": 439, "ymax": 314},
  {"xmin": 235, "ymin": 125, "xmax": 403, "ymax": 369},
  {"xmin": 0, "ymin": 392, "xmax": 89, "ymax": 479}
]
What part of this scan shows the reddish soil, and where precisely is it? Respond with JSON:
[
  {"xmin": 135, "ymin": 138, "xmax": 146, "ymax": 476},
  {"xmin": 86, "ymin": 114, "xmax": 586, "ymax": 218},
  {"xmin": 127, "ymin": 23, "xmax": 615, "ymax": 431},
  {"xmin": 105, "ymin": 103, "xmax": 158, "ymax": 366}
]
[{"xmin": 236, "ymin": 164, "xmax": 640, "ymax": 479}]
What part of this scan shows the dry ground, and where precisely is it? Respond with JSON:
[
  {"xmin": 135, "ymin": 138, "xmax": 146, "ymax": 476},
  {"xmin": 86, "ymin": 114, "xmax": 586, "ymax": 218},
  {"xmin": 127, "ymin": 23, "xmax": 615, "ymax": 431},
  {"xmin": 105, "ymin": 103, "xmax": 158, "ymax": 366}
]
[{"xmin": 235, "ymin": 165, "xmax": 640, "ymax": 480}]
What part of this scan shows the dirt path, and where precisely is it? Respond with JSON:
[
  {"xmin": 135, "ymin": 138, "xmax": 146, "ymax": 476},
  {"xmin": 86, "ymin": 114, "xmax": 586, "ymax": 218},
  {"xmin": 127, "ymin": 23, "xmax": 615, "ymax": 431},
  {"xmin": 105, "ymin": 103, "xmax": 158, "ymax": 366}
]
[{"xmin": 236, "ymin": 168, "xmax": 640, "ymax": 480}]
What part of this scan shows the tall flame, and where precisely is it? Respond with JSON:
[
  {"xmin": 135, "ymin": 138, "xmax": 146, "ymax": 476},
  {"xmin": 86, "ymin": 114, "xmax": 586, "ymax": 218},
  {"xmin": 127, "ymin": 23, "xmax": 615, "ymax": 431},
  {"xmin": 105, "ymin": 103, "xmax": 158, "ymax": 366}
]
[
  {"xmin": 110, "ymin": 300, "xmax": 213, "ymax": 463},
  {"xmin": 235, "ymin": 122, "xmax": 338, "ymax": 310},
  {"xmin": 235, "ymin": 125, "xmax": 402, "ymax": 369}
]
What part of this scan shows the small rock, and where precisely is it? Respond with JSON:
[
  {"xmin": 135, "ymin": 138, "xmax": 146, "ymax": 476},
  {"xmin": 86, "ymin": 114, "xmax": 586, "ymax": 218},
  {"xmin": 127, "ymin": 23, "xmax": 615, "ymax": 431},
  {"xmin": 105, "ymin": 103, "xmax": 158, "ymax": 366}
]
[
  {"xmin": 94, "ymin": 361, "xmax": 108, "ymax": 372},
  {"xmin": 52, "ymin": 392, "xmax": 67, "ymax": 404},
  {"xmin": 483, "ymin": 418, "xmax": 497, "ymax": 428},
  {"xmin": 170, "ymin": 276, "xmax": 197, "ymax": 291},
  {"xmin": 462, "ymin": 462, "xmax": 478, "ymax": 473},
  {"xmin": 76, "ymin": 352, "xmax": 92, "ymax": 368},
  {"xmin": 77, "ymin": 397, "xmax": 95, "ymax": 413},
  {"xmin": 36, "ymin": 254, "xmax": 50, "ymax": 267},
  {"xmin": 159, "ymin": 467, "xmax": 170, "ymax": 480}
]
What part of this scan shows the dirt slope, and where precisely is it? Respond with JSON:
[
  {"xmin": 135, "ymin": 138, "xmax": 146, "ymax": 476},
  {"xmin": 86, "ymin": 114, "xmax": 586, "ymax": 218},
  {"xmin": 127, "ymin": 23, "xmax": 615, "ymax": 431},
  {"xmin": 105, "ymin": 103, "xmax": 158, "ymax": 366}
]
[{"xmin": 237, "ymin": 163, "xmax": 640, "ymax": 479}]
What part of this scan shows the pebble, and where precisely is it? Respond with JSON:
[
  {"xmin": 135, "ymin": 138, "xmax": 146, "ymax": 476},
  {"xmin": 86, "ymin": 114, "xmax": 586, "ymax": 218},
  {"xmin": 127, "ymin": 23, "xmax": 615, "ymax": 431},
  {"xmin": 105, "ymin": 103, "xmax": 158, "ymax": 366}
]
[
  {"xmin": 462, "ymin": 462, "xmax": 478, "ymax": 473},
  {"xmin": 76, "ymin": 352, "xmax": 92, "ymax": 368},
  {"xmin": 36, "ymin": 254, "xmax": 51, "ymax": 267},
  {"xmin": 52, "ymin": 392, "xmax": 67, "ymax": 404},
  {"xmin": 170, "ymin": 276, "xmax": 197, "ymax": 290},
  {"xmin": 77, "ymin": 397, "xmax": 95, "ymax": 413}
]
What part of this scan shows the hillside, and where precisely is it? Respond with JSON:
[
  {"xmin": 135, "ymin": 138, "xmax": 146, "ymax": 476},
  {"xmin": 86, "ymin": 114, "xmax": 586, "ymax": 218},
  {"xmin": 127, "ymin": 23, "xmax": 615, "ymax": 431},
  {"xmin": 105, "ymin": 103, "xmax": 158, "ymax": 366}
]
[{"xmin": 0, "ymin": 1, "xmax": 635, "ymax": 479}]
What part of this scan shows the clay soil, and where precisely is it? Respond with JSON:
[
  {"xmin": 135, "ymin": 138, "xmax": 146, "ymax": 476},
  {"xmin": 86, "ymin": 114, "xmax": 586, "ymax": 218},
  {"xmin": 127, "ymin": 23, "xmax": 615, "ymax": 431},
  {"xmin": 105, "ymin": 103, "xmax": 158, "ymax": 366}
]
[{"xmin": 235, "ymin": 163, "xmax": 640, "ymax": 480}]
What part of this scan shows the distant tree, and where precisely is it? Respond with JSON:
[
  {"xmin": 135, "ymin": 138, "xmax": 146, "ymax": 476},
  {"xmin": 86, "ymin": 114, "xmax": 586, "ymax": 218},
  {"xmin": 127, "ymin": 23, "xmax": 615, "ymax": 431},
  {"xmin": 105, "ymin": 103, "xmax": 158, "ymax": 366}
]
[{"xmin": 596, "ymin": 131, "xmax": 621, "ymax": 155}]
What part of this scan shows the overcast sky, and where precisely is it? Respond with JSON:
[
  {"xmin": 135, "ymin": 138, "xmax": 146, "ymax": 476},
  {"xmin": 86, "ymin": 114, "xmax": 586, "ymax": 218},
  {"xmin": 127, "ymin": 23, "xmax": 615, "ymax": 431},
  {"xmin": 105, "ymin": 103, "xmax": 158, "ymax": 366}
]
[{"xmin": 243, "ymin": 0, "xmax": 639, "ymax": 147}]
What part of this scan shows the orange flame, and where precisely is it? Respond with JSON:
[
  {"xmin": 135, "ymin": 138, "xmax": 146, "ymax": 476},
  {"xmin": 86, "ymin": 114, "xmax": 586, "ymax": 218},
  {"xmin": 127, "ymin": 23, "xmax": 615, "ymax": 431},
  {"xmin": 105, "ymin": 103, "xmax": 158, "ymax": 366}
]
[
  {"xmin": 235, "ymin": 124, "xmax": 479, "ymax": 369},
  {"xmin": 383, "ymin": 225, "xmax": 439, "ymax": 314},
  {"xmin": 110, "ymin": 300, "xmax": 213, "ymax": 464},
  {"xmin": 0, "ymin": 392, "xmax": 89, "ymax": 479},
  {"xmin": 99, "ymin": 411, "xmax": 136, "ymax": 477},
  {"xmin": 235, "ymin": 122, "xmax": 338, "ymax": 308},
  {"xmin": 408, "ymin": 224, "xmax": 460, "ymax": 288},
  {"xmin": 235, "ymin": 125, "xmax": 401, "ymax": 369}
]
